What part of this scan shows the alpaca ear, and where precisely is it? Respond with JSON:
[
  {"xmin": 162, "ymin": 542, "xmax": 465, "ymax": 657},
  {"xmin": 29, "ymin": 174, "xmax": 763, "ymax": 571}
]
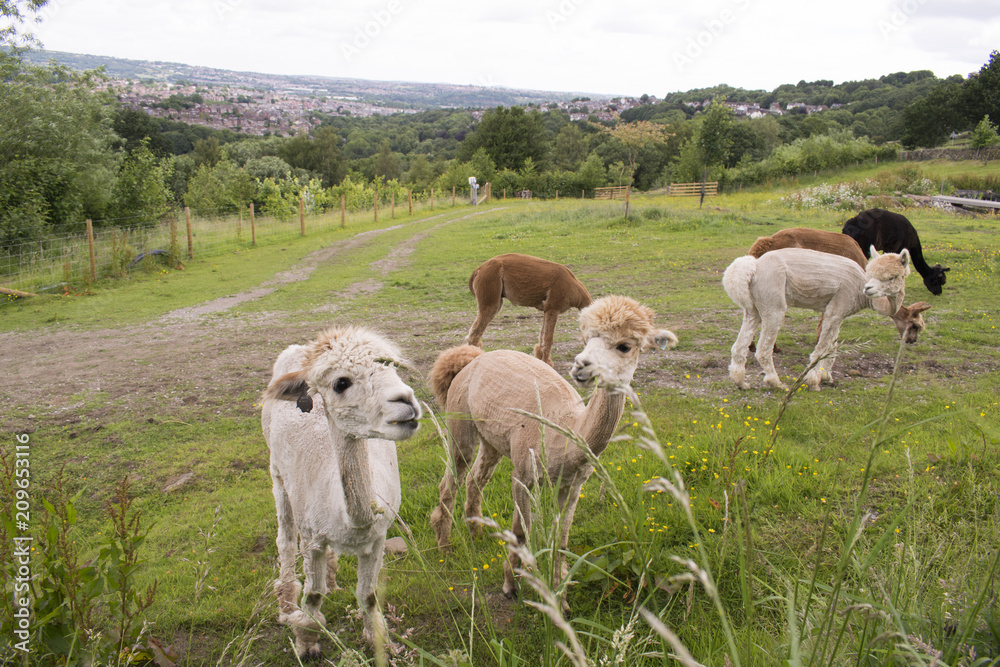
[
  {"xmin": 264, "ymin": 370, "xmax": 312, "ymax": 410},
  {"xmin": 650, "ymin": 329, "xmax": 679, "ymax": 351},
  {"xmin": 907, "ymin": 301, "xmax": 932, "ymax": 315},
  {"xmin": 869, "ymin": 245, "xmax": 880, "ymax": 258},
  {"xmin": 899, "ymin": 248, "xmax": 911, "ymax": 267}
]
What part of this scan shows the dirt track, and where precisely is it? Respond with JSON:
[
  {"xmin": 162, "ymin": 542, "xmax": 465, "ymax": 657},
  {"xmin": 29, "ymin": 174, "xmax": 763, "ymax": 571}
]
[{"xmin": 0, "ymin": 210, "xmax": 512, "ymax": 433}]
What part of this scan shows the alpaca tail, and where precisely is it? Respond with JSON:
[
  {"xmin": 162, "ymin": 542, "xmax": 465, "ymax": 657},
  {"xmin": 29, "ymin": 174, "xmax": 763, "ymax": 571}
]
[
  {"xmin": 468, "ymin": 267, "xmax": 479, "ymax": 295},
  {"xmin": 430, "ymin": 345, "xmax": 484, "ymax": 408},
  {"xmin": 722, "ymin": 255, "xmax": 757, "ymax": 311},
  {"xmin": 748, "ymin": 236, "xmax": 773, "ymax": 258}
]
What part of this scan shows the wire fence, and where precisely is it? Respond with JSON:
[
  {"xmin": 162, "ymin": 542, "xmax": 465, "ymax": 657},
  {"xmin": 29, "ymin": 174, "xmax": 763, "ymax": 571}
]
[{"xmin": 1, "ymin": 186, "xmax": 482, "ymax": 294}]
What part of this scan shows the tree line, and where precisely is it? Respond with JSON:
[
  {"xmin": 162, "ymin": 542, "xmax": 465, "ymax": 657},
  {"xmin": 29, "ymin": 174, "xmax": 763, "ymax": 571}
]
[{"xmin": 2, "ymin": 45, "xmax": 999, "ymax": 249}]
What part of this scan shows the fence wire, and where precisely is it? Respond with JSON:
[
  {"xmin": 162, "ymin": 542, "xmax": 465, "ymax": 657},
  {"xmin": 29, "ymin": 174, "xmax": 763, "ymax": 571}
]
[{"xmin": 1, "ymin": 190, "xmax": 470, "ymax": 294}]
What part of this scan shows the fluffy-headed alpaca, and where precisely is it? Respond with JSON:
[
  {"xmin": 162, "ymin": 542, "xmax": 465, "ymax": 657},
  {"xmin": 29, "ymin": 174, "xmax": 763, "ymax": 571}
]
[
  {"xmin": 465, "ymin": 253, "xmax": 594, "ymax": 366},
  {"xmin": 261, "ymin": 327, "xmax": 421, "ymax": 659},
  {"xmin": 431, "ymin": 295, "xmax": 677, "ymax": 601},
  {"xmin": 842, "ymin": 208, "xmax": 950, "ymax": 295},
  {"xmin": 724, "ymin": 247, "xmax": 930, "ymax": 391}
]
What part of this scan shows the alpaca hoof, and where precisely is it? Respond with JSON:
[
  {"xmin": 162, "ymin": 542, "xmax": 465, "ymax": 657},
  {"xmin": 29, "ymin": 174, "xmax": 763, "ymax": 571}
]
[
  {"xmin": 502, "ymin": 586, "xmax": 518, "ymax": 600},
  {"xmin": 297, "ymin": 645, "xmax": 322, "ymax": 661}
]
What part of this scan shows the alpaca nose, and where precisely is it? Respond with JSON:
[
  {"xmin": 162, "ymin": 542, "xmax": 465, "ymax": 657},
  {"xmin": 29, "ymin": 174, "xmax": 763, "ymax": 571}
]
[{"xmin": 390, "ymin": 392, "xmax": 421, "ymax": 420}]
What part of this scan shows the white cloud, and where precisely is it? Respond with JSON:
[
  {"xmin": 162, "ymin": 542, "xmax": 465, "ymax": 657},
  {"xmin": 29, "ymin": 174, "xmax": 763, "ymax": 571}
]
[{"xmin": 31, "ymin": 0, "xmax": 998, "ymax": 96}]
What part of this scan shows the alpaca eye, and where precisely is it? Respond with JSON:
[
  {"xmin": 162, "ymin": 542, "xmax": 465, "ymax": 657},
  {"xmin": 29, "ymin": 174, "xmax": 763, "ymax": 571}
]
[
  {"xmin": 616, "ymin": 343, "xmax": 631, "ymax": 353},
  {"xmin": 334, "ymin": 377, "xmax": 352, "ymax": 394}
]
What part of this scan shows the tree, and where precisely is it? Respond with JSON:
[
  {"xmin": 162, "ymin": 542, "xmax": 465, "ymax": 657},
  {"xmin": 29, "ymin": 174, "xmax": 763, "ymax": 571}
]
[
  {"xmin": 109, "ymin": 140, "xmax": 173, "ymax": 222},
  {"xmin": 969, "ymin": 115, "xmax": 1000, "ymax": 159},
  {"xmin": 604, "ymin": 121, "xmax": 668, "ymax": 216},
  {"xmin": 962, "ymin": 50, "xmax": 1000, "ymax": 128},
  {"xmin": 552, "ymin": 123, "xmax": 589, "ymax": 171},
  {"xmin": 900, "ymin": 77, "xmax": 965, "ymax": 148},
  {"xmin": 0, "ymin": 58, "xmax": 118, "ymax": 234},
  {"xmin": 112, "ymin": 108, "xmax": 172, "ymax": 157},
  {"xmin": 1, "ymin": 0, "xmax": 50, "ymax": 49},
  {"xmin": 373, "ymin": 140, "xmax": 401, "ymax": 180},
  {"xmin": 184, "ymin": 160, "xmax": 255, "ymax": 213},
  {"xmin": 695, "ymin": 99, "xmax": 734, "ymax": 204},
  {"xmin": 458, "ymin": 106, "xmax": 549, "ymax": 171}
]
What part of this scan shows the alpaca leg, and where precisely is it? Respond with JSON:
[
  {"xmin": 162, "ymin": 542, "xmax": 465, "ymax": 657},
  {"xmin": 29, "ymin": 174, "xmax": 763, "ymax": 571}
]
[
  {"xmin": 807, "ymin": 316, "xmax": 843, "ymax": 390},
  {"xmin": 729, "ymin": 309, "xmax": 761, "ymax": 389},
  {"xmin": 326, "ymin": 547, "xmax": 340, "ymax": 591},
  {"xmin": 356, "ymin": 542, "xmax": 387, "ymax": 646},
  {"xmin": 503, "ymin": 463, "xmax": 535, "ymax": 599},
  {"xmin": 465, "ymin": 443, "xmax": 504, "ymax": 537},
  {"xmin": 533, "ymin": 308, "xmax": 560, "ymax": 366},
  {"xmin": 466, "ymin": 284, "xmax": 503, "ymax": 348},
  {"xmin": 755, "ymin": 311, "xmax": 788, "ymax": 390},
  {"xmin": 290, "ymin": 543, "xmax": 328, "ymax": 660},
  {"xmin": 271, "ymin": 475, "xmax": 302, "ymax": 622},
  {"xmin": 430, "ymin": 420, "xmax": 477, "ymax": 548},
  {"xmin": 554, "ymin": 479, "xmax": 587, "ymax": 611}
]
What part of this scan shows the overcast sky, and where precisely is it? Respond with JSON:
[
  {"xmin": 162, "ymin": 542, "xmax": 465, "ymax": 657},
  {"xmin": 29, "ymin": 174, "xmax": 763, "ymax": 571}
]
[{"xmin": 29, "ymin": 0, "xmax": 999, "ymax": 96}]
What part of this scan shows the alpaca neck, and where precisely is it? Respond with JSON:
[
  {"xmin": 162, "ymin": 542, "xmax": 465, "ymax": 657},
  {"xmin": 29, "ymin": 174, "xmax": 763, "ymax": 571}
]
[
  {"xmin": 868, "ymin": 291, "xmax": 903, "ymax": 317},
  {"xmin": 906, "ymin": 242, "xmax": 932, "ymax": 276},
  {"xmin": 578, "ymin": 386, "xmax": 627, "ymax": 458},
  {"xmin": 332, "ymin": 431, "xmax": 376, "ymax": 528}
]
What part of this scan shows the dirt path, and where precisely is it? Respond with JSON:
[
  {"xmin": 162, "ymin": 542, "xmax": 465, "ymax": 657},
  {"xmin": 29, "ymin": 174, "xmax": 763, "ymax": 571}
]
[{"xmin": 0, "ymin": 209, "xmax": 504, "ymax": 433}]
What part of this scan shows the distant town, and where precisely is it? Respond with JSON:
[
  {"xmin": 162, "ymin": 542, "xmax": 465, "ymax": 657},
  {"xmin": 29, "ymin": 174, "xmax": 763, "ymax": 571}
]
[
  {"xmin": 28, "ymin": 49, "xmax": 829, "ymax": 137},
  {"xmin": 104, "ymin": 80, "xmax": 827, "ymax": 137}
]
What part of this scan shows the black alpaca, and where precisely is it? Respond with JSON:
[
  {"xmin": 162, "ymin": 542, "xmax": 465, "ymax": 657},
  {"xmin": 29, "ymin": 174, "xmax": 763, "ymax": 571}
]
[{"xmin": 842, "ymin": 208, "xmax": 950, "ymax": 295}]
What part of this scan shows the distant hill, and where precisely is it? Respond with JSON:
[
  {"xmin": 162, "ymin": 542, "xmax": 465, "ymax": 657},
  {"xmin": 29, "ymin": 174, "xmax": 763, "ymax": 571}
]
[{"xmin": 18, "ymin": 49, "xmax": 596, "ymax": 110}]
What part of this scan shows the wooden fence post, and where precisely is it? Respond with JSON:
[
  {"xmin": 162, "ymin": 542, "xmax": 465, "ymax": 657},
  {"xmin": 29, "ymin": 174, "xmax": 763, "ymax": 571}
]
[
  {"xmin": 430, "ymin": 188, "xmax": 434, "ymax": 210},
  {"xmin": 581, "ymin": 189, "xmax": 585, "ymax": 199},
  {"xmin": 408, "ymin": 189, "xmax": 413, "ymax": 215},
  {"xmin": 341, "ymin": 194, "xmax": 346, "ymax": 228},
  {"xmin": 486, "ymin": 182, "xmax": 491, "ymax": 203},
  {"xmin": 185, "ymin": 207, "xmax": 193, "ymax": 259},
  {"xmin": 374, "ymin": 189, "xmax": 379, "ymax": 223},
  {"xmin": 555, "ymin": 189, "xmax": 559, "ymax": 200},
  {"xmin": 250, "ymin": 202, "xmax": 256, "ymax": 246},
  {"xmin": 452, "ymin": 186, "xmax": 456, "ymax": 207},
  {"xmin": 391, "ymin": 191, "xmax": 395, "ymax": 219},
  {"xmin": 299, "ymin": 196, "xmax": 305, "ymax": 236},
  {"xmin": 85, "ymin": 218, "xmax": 96, "ymax": 281}
]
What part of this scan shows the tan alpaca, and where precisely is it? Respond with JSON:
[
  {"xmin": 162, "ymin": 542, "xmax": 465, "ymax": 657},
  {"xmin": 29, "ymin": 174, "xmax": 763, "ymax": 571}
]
[
  {"xmin": 465, "ymin": 253, "xmax": 593, "ymax": 366},
  {"xmin": 431, "ymin": 295, "xmax": 677, "ymax": 603},
  {"xmin": 261, "ymin": 327, "xmax": 421, "ymax": 659}
]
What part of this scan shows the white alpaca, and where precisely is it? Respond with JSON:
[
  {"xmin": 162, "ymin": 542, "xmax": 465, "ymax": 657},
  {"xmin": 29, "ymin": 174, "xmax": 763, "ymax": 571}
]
[
  {"xmin": 261, "ymin": 326, "xmax": 421, "ymax": 659},
  {"xmin": 723, "ymin": 246, "xmax": 930, "ymax": 391},
  {"xmin": 429, "ymin": 295, "xmax": 677, "ymax": 601}
]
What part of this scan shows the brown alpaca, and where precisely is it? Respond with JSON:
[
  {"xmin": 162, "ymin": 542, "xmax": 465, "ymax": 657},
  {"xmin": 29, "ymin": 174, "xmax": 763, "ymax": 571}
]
[
  {"xmin": 465, "ymin": 253, "xmax": 593, "ymax": 366},
  {"xmin": 749, "ymin": 227, "xmax": 867, "ymax": 268},
  {"xmin": 432, "ymin": 295, "xmax": 677, "ymax": 604}
]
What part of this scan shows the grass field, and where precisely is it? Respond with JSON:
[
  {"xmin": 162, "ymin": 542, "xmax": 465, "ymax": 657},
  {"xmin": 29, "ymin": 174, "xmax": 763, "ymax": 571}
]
[{"xmin": 2, "ymin": 162, "xmax": 999, "ymax": 666}]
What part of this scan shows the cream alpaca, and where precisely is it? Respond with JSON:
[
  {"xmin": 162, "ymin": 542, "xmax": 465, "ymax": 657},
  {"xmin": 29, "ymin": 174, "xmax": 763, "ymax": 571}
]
[
  {"xmin": 261, "ymin": 327, "xmax": 421, "ymax": 659},
  {"xmin": 431, "ymin": 295, "xmax": 677, "ymax": 602},
  {"xmin": 723, "ymin": 247, "xmax": 930, "ymax": 391}
]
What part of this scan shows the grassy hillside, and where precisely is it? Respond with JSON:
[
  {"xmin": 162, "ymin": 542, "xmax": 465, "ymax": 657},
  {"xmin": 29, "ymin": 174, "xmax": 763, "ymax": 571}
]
[{"xmin": 2, "ymin": 163, "xmax": 999, "ymax": 666}]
